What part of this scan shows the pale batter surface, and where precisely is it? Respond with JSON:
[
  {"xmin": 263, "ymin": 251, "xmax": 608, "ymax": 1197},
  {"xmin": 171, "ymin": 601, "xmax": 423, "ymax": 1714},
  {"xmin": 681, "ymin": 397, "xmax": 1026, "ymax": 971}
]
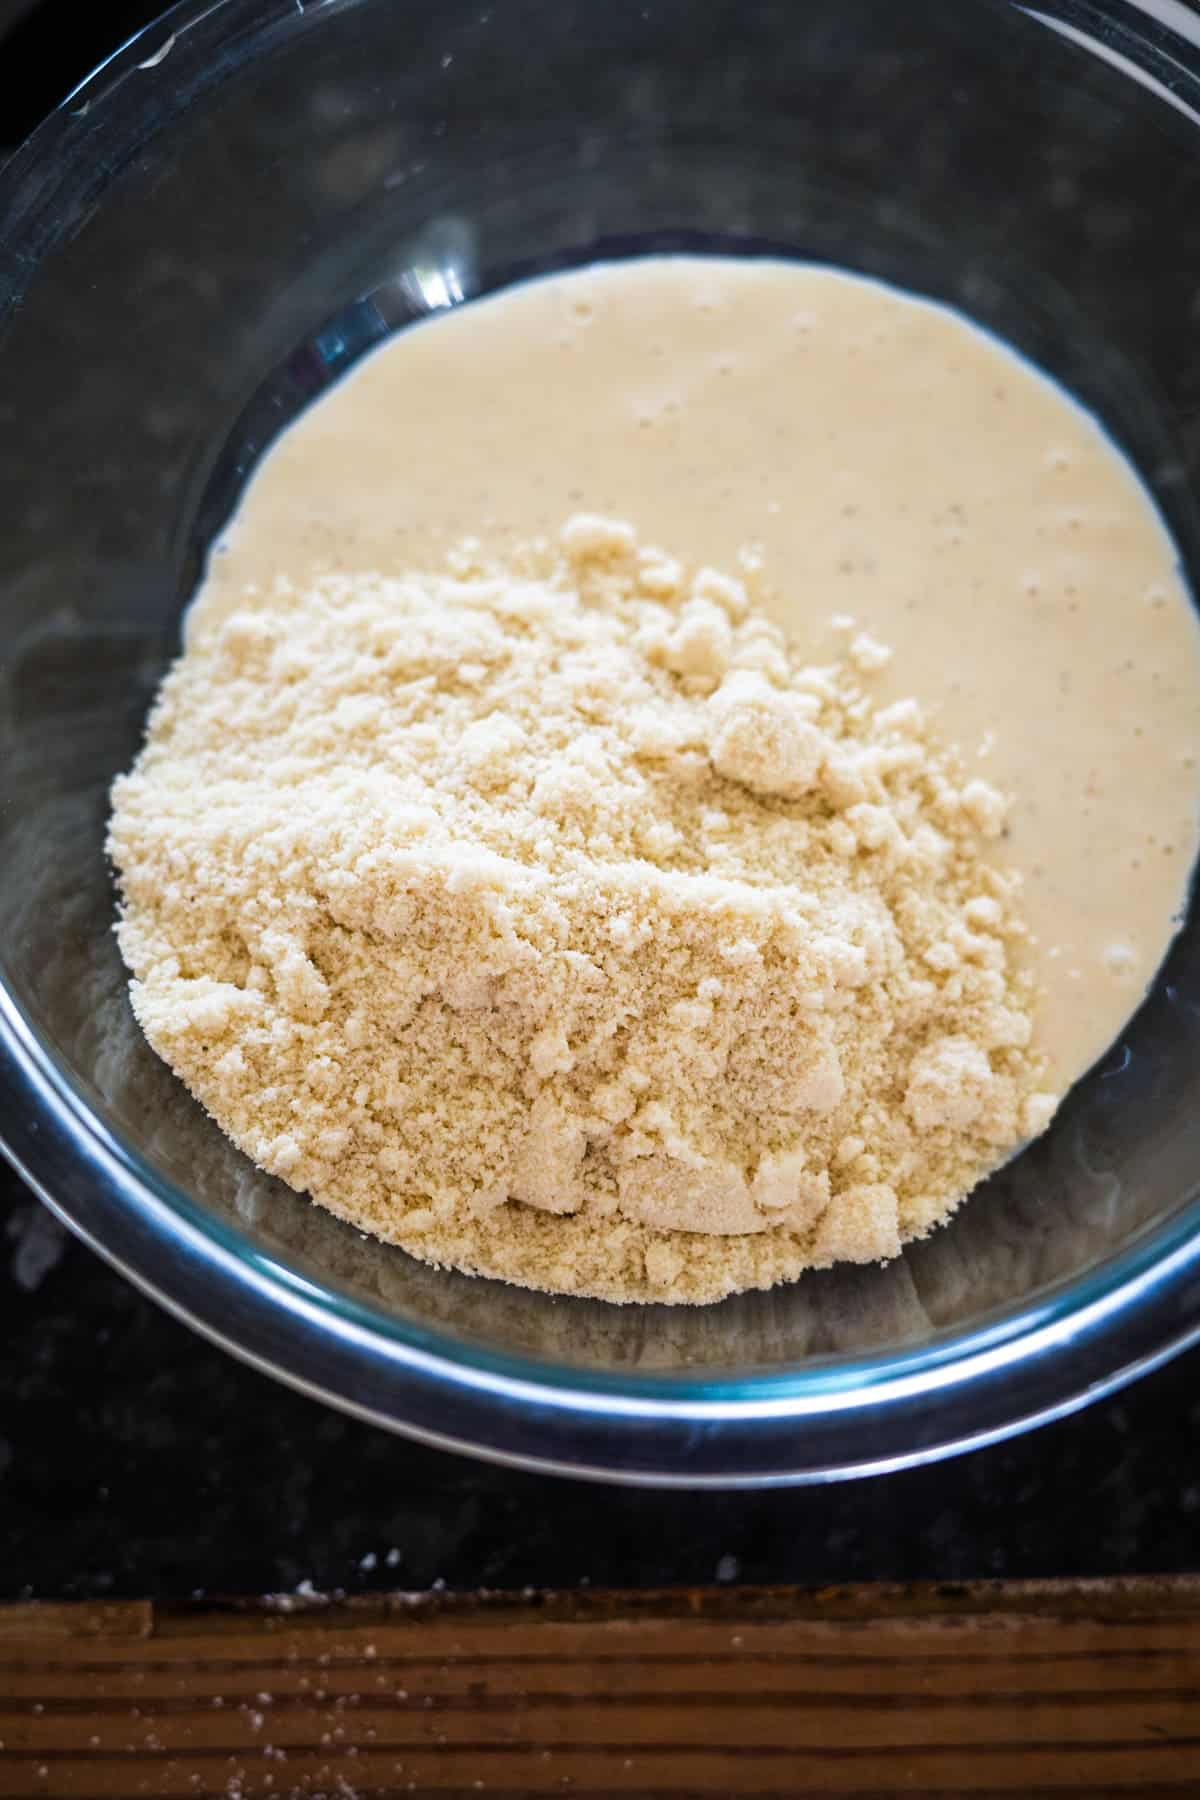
[{"xmin": 196, "ymin": 256, "xmax": 1200, "ymax": 1093}]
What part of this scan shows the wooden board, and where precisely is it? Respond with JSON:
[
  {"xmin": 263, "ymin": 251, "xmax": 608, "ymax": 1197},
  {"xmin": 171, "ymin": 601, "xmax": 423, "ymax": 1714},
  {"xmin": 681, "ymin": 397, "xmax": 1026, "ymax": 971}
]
[{"xmin": 2, "ymin": 1578, "xmax": 1199, "ymax": 1795}]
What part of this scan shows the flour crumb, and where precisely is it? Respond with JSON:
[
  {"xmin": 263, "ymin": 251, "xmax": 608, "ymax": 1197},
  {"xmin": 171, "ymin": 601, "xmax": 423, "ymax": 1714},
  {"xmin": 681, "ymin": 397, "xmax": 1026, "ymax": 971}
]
[
  {"xmin": 849, "ymin": 630, "xmax": 892, "ymax": 673},
  {"xmin": 108, "ymin": 516, "xmax": 1054, "ymax": 1304},
  {"xmin": 960, "ymin": 777, "xmax": 1009, "ymax": 839}
]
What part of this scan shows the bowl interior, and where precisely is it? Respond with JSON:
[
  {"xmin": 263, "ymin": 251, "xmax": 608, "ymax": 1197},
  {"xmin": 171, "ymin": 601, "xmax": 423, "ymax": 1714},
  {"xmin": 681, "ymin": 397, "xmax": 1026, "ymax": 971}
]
[{"xmin": 2, "ymin": 0, "xmax": 1200, "ymax": 1379}]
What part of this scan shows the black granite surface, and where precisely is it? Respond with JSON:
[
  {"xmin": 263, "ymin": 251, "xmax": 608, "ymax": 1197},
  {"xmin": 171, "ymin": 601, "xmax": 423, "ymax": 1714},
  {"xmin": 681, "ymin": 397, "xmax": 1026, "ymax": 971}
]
[
  {"xmin": 3, "ymin": 1158, "xmax": 1200, "ymax": 1602},
  {"xmin": 3, "ymin": 0, "xmax": 1200, "ymax": 1602}
]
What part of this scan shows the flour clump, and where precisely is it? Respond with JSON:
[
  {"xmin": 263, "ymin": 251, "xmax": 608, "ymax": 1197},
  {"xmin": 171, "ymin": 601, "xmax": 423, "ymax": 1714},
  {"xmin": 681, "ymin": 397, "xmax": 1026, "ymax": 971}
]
[{"xmin": 107, "ymin": 517, "xmax": 1056, "ymax": 1303}]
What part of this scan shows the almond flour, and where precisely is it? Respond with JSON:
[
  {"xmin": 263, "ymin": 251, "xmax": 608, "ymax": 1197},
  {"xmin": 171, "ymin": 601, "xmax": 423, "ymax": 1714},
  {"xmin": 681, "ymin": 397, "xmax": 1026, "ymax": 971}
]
[{"xmin": 107, "ymin": 518, "xmax": 1056, "ymax": 1303}]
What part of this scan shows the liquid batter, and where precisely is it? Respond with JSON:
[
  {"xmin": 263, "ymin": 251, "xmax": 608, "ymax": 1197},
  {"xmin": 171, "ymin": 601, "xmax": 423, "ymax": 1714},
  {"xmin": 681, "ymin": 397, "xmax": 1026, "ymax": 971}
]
[{"xmin": 195, "ymin": 256, "xmax": 1200, "ymax": 1104}]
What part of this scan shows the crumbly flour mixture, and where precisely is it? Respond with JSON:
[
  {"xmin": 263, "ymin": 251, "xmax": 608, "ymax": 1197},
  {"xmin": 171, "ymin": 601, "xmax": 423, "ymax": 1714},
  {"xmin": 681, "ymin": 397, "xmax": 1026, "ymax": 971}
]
[{"xmin": 109, "ymin": 517, "xmax": 1056, "ymax": 1303}]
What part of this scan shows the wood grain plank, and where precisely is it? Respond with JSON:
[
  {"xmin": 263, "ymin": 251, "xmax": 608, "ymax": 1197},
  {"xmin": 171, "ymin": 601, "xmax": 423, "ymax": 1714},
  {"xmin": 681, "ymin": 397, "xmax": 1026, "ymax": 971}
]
[
  {"xmin": 2, "ymin": 1652, "xmax": 1196, "ymax": 1702},
  {"xmin": 0, "ymin": 1580, "xmax": 1198, "ymax": 1795}
]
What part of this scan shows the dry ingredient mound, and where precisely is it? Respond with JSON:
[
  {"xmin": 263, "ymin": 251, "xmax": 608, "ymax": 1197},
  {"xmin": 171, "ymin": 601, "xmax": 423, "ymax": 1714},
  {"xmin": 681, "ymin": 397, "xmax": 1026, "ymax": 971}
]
[{"xmin": 108, "ymin": 515, "xmax": 1057, "ymax": 1304}]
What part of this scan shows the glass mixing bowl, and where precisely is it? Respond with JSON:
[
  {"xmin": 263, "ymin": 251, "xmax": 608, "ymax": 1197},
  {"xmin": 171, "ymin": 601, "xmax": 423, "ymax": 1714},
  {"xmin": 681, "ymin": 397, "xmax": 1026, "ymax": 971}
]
[{"xmin": 3, "ymin": 0, "xmax": 1200, "ymax": 1486}]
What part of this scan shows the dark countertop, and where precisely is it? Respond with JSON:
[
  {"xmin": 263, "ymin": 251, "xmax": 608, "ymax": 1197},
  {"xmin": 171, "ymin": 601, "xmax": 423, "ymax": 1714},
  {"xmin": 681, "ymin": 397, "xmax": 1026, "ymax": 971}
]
[
  {"xmin": 3, "ymin": 1160, "xmax": 1200, "ymax": 1601},
  {"xmin": 2, "ymin": 0, "xmax": 1199, "ymax": 1604}
]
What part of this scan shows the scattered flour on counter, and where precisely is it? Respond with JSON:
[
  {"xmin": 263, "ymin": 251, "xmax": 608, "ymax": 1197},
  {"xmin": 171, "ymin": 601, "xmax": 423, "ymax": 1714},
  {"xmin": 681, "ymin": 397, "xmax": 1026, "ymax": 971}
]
[
  {"xmin": 7, "ymin": 1202, "xmax": 68, "ymax": 1293},
  {"xmin": 107, "ymin": 517, "xmax": 1056, "ymax": 1304}
]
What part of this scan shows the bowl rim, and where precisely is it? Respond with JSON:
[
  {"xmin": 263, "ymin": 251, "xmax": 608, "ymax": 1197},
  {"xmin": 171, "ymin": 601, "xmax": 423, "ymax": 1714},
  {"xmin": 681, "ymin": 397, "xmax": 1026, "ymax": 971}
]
[
  {"xmin": 3, "ymin": 0, "xmax": 1200, "ymax": 1484},
  {"xmin": 6, "ymin": 984, "xmax": 1200, "ymax": 1484}
]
